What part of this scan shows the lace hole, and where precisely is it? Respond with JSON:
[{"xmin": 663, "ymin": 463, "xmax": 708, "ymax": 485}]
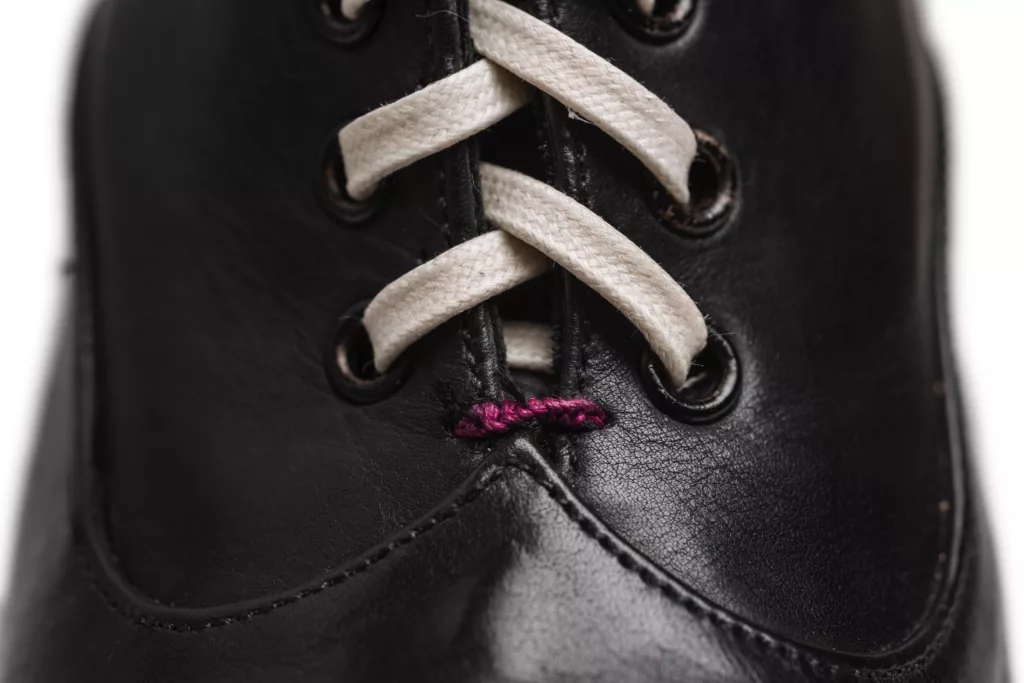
[
  {"xmin": 640, "ymin": 325, "xmax": 740, "ymax": 424},
  {"xmin": 325, "ymin": 301, "xmax": 411, "ymax": 404},
  {"xmin": 611, "ymin": 0, "xmax": 696, "ymax": 44},
  {"xmin": 653, "ymin": 130, "xmax": 737, "ymax": 237},
  {"xmin": 312, "ymin": 0, "xmax": 384, "ymax": 47},
  {"xmin": 318, "ymin": 128, "xmax": 386, "ymax": 226}
]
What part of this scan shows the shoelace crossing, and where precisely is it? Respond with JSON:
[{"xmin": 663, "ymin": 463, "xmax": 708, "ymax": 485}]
[{"xmin": 338, "ymin": 0, "xmax": 708, "ymax": 431}]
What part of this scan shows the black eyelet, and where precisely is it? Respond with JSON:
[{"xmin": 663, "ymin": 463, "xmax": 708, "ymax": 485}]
[
  {"xmin": 317, "ymin": 126, "xmax": 386, "ymax": 226},
  {"xmin": 325, "ymin": 301, "xmax": 411, "ymax": 404},
  {"xmin": 641, "ymin": 325, "xmax": 740, "ymax": 424},
  {"xmin": 611, "ymin": 0, "xmax": 696, "ymax": 44},
  {"xmin": 312, "ymin": 0, "xmax": 384, "ymax": 47},
  {"xmin": 652, "ymin": 129, "xmax": 738, "ymax": 238}
]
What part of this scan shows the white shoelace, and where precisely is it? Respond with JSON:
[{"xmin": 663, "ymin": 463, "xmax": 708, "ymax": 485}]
[{"xmin": 339, "ymin": 0, "xmax": 707, "ymax": 391}]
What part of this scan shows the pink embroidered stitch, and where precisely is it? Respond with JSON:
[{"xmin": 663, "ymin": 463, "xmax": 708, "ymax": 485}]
[{"xmin": 453, "ymin": 397, "xmax": 607, "ymax": 439}]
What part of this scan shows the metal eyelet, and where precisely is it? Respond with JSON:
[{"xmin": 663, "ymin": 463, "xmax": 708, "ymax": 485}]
[
  {"xmin": 317, "ymin": 126, "xmax": 386, "ymax": 226},
  {"xmin": 325, "ymin": 301, "xmax": 411, "ymax": 404},
  {"xmin": 652, "ymin": 129, "xmax": 738, "ymax": 238},
  {"xmin": 641, "ymin": 325, "xmax": 740, "ymax": 424},
  {"xmin": 611, "ymin": 0, "xmax": 696, "ymax": 44},
  {"xmin": 312, "ymin": 0, "xmax": 385, "ymax": 47}
]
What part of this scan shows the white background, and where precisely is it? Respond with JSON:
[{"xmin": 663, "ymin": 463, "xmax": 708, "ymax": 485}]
[{"xmin": 0, "ymin": 0, "xmax": 1020, "ymax": 671}]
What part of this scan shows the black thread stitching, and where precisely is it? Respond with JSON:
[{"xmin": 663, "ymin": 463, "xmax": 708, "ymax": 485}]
[
  {"xmin": 79, "ymin": 467, "xmax": 509, "ymax": 634},
  {"xmin": 431, "ymin": 0, "xmax": 484, "ymax": 400},
  {"xmin": 82, "ymin": 458, "xmax": 969, "ymax": 679},
  {"xmin": 542, "ymin": 0, "xmax": 595, "ymax": 475},
  {"xmin": 501, "ymin": 461, "xmax": 972, "ymax": 681},
  {"xmin": 454, "ymin": 0, "xmax": 496, "ymax": 400}
]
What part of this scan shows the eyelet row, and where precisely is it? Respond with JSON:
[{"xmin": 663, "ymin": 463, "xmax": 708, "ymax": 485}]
[
  {"xmin": 319, "ymin": 129, "xmax": 739, "ymax": 237},
  {"xmin": 317, "ymin": 0, "xmax": 741, "ymax": 425}
]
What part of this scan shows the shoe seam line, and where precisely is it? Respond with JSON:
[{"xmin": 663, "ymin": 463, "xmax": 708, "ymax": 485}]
[
  {"xmin": 76, "ymin": 465, "xmax": 511, "ymax": 634},
  {"xmin": 504, "ymin": 459, "xmax": 971, "ymax": 680},
  {"xmin": 79, "ymin": 457, "xmax": 969, "ymax": 678}
]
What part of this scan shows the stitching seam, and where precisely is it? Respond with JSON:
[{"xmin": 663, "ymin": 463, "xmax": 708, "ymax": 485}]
[
  {"xmin": 82, "ymin": 460, "xmax": 968, "ymax": 678},
  {"xmin": 79, "ymin": 467, "xmax": 509, "ymax": 634},
  {"xmin": 503, "ymin": 461, "xmax": 971, "ymax": 680},
  {"xmin": 432, "ymin": 0, "xmax": 485, "ymax": 400}
]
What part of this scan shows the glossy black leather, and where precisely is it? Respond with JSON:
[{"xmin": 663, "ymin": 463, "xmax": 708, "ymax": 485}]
[
  {"xmin": 542, "ymin": 0, "xmax": 958, "ymax": 655},
  {"xmin": 75, "ymin": 0, "xmax": 510, "ymax": 607},
  {"xmin": 1, "ymin": 0, "xmax": 1009, "ymax": 680}
]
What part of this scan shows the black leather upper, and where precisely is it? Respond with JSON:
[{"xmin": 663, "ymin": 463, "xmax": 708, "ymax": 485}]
[
  {"xmin": 1, "ymin": 0, "xmax": 1009, "ymax": 681},
  {"xmin": 545, "ymin": 0, "xmax": 955, "ymax": 654},
  {"xmin": 85, "ymin": 0, "xmax": 505, "ymax": 606}
]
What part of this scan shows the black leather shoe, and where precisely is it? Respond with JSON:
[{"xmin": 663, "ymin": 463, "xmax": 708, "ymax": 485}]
[{"xmin": 1, "ymin": 0, "xmax": 1010, "ymax": 681}]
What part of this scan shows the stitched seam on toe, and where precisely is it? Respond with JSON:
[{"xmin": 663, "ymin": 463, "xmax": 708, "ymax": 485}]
[
  {"xmin": 79, "ymin": 458, "xmax": 968, "ymax": 678},
  {"xmin": 505, "ymin": 461, "xmax": 972, "ymax": 680},
  {"xmin": 78, "ymin": 467, "xmax": 509, "ymax": 634}
]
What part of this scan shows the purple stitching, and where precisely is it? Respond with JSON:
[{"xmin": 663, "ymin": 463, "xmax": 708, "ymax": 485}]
[{"xmin": 453, "ymin": 397, "xmax": 607, "ymax": 438}]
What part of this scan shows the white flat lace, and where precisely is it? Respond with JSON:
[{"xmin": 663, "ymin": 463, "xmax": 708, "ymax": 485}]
[{"xmin": 339, "ymin": 0, "xmax": 707, "ymax": 391}]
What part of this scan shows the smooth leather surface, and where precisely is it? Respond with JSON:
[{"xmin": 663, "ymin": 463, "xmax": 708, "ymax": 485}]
[
  {"xmin": 0, "ymin": 330, "xmax": 1008, "ymax": 682},
  {"xmin": 1, "ymin": 0, "xmax": 1009, "ymax": 680},
  {"xmin": 83, "ymin": 0, "xmax": 509, "ymax": 607},
  {"xmin": 540, "ymin": 0, "xmax": 956, "ymax": 655}
]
